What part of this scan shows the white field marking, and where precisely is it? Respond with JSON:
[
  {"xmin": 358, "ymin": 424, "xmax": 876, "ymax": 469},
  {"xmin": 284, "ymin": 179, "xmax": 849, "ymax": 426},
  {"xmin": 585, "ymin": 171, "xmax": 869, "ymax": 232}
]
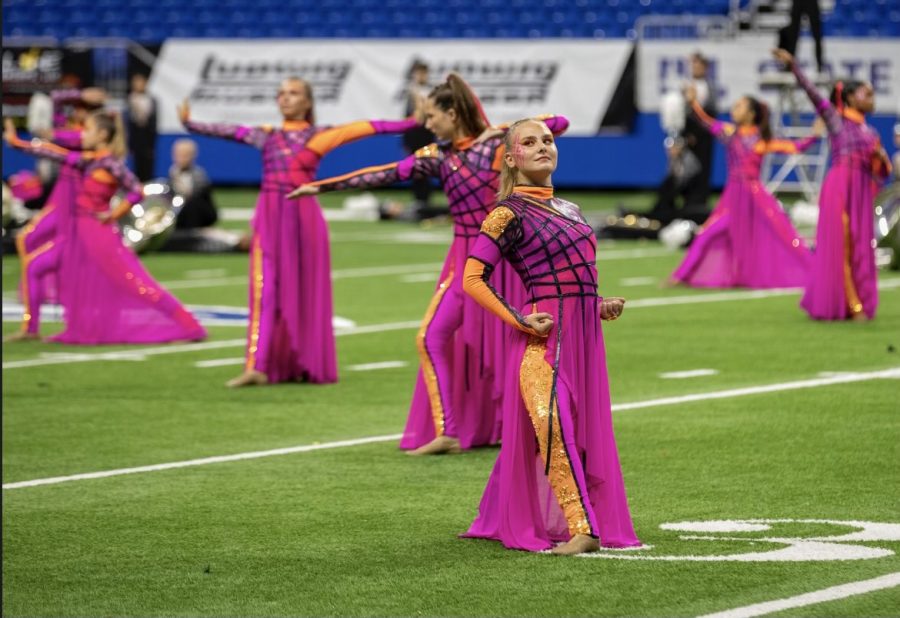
[
  {"xmin": 612, "ymin": 367, "xmax": 900, "ymax": 412},
  {"xmin": 401, "ymin": 272, "xmax": 441, "ymax": 283},
  {"xmin": 4, "ymin": 368, "xmax": 898, "ymax": 490},
  {"xmin": 659, "ymin": 369, "xmax": 719, "ymax": 379},
  {"xmin": 331, "ymin": 263, "xmax": 444, "ymax": 280},
  {"xmin": 348, "ymin": 360, "xmax": 408, "ymax": 371},
  {"xmin": 184, "ymin": 268, "xmax": 228, "ymax": 279},
  {"xmin": 193, "ymin": 359, "xmax": 410, "ymax": 371},
  {"xmin": 151, "ymin": 246, "xmax": 684, "ymax": 291},
  {"xmin": 2, "ymin": 321, "xmax": 423, "ymax": 370},
  {"xmin": 620, "ymin": 276, "xmax": 658, "ymax": 287},
  {"xmin": 696, "ymin": 572, "xmax": 900, "ymax": 618},
  {"xmin": 6, "ymin": 279, "xmax": 899, "ymax": 368},
  {"xmin": 156, "ymin": 275, "xmax": 246, "ymax": 290},
  {"xmin": 2, "ymin": 338, "xmax": 247, "ymax": 370},
  {"xmin": 158, "ymin": 262, "xmax": 446, "ymax": 289},
  {"xmin": 1, "ymin": 434, "xmax": 404, "ymax": 490},
  {"xmin": 587, "ymin": 519, "xmax": 900, "ymax": 563},
  {"xmin": 330, "ymin": 230, "xmax": 452, "ymax": 245},
  {"xmin": 194, "ymin": 358, "xmax": 245, "ymax": 368},
  {"xmin": 626, "ymin": 276, "xmax": 900, "ymax": 309}
]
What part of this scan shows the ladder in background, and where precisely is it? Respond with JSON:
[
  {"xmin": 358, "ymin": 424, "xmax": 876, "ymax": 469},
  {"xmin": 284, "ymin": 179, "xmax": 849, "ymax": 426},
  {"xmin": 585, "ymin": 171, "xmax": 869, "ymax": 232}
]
[{"xmin": 760, "ymin": 73, "xmax": 830, "ymax": 203}]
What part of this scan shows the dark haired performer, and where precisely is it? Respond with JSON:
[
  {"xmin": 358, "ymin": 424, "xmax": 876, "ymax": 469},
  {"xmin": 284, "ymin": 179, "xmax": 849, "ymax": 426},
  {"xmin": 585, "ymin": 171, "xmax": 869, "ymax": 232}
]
[
  {"xmin": 290, "ymin": 73, "xmax": 569, "ymax": 455},
  {"xmin": 775, "ymin": 49, "xmax": 892, "ymax": 321},
  {"xmin": 669, "ymin": 85, "xmax": 821, "ymax": 289}
]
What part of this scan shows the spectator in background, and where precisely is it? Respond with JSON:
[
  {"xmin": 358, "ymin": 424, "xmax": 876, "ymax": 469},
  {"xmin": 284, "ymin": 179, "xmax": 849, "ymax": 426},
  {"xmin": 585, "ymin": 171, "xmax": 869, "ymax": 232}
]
[
  {"xmin": 127, "ymin": 73, "xmax": 158, "ymax": 181},
  {"xmin": 778, "ymin": 0, "xmax": 825, "ymax": 74},
  {"xmin": 168, "ymin": 138, "xmax": 218, "ymax": 229},
  {"xmin": 650, "ymin": 136, "xmax": 704, "ymax": 224},
  {"xmin": 402, "ymin": 60, "xmax": 436, "ymax": 214},
  {"xmin": 681, "ymin": 52, "xmax": 718, "ymax": 210}
]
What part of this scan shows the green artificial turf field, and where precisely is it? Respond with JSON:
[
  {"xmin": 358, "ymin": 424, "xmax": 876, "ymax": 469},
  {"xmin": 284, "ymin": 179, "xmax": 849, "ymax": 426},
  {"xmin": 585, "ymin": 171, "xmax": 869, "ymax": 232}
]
[{"xmin": 3, "ymin": 188, "xmax": 899, "ymax": 617}]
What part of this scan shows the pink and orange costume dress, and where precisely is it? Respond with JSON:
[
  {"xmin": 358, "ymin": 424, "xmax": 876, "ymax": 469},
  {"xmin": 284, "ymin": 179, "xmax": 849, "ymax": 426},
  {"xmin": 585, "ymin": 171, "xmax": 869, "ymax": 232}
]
[
  {"xmin": 15, "ymin": 89, "xmax": 91, "ymax": 322},
  {"xmin": 308, "ymin": 115, "xmax": 570, "ymax": 451},
  {"xmin": 671, "ymin": 101, "xmax": 816, "ymax": 288},
  {"xmin": 791, "ymin": 64, "xmax": 892, "ymax": 320},
  {"xmin": 8, "ymin": 135, "xmax": 206, "ymax": 343},
  {"xmin": 461, "ymin": 186, "xmax": 640, "ymax": 552},
  {"xmin": 182, "ymin": 117, "xmax": 419, "ymax": 383}
]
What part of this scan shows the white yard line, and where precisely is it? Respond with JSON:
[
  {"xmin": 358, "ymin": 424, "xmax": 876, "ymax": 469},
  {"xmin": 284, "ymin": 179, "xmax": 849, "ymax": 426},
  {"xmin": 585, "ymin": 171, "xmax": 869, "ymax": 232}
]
[
  {"xmin": 2, "ymin": 320, "xmax": 423, "ymax": 370},
  {"xmin": 194, "ymin": 358, "xmax": 245, "ymax": 368},
  {"xmin": 347, "ymin": 360, "xmax": 408, "ymax": 371},
  {"xmin": 2, "ymin": 339, "xmax": 247, "ymax": 369},
  {"xmin": 696, "ymin": 571, "xmax": 900, "ymax": 618},
  {"xmin": 1, "ymin": 434, "xmax": 403, "ymax": 490},
  {"xmin": 158, "ymin": 262, "xmax": 446, "ymax": 290},
  {"xmin": 194, "ymin": 359, "xmax": 409, "ymax": 371},
  {"xmin": 614, "ymin": 367, "xmax": 900, "ymax": 412},
  {"xmin": 5, "ymin": 278, "xmax": 900, "ymax": 370},
  {"xmin": 151, "ymin": 247, "xmax": 681, "ymax": 291},
  {"xmin": 4, "ymin": 366, "xmax": 897, "ymax": 490},
  {"xmin": 620, "ymin": 276, "xmax": 658, "ymax": 287},
  {"xmin": 660, "ymin": 369, "xmax": 719, "ymax": 379}
]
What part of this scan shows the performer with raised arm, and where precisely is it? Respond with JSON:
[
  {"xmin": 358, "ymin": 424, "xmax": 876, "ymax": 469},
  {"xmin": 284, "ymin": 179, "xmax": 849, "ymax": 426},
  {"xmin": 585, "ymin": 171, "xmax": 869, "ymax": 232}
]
[
  {"xmin": 4, "ymin": 112, "xmax": 206, "ymax": 344},
  {"xmin": 9, "ymin": 88, "xmax": 107, "ymax": 341},
  {"xmin": 181, "ymin": 77, "xmax": 420, "ymax": 386},
  {"xmin": 289, "ymin": 73, "xmax": 569, "ymax": 455},
  {"xmin": 460, "ymin": 118, "xmax": 639, "ymax": 555},
  {"xmin": 774, "ymin": 49, "xmax": 892, "ymax": 320},
  {"xmin": 669, "ymin": 85, "xmax": 820, "ymax": 288}
]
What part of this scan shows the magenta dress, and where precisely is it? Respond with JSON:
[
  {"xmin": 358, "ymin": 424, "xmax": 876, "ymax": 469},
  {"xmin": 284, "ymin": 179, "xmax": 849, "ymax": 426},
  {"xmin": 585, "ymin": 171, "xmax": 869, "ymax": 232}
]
[
  {"xmin": 184, "ymin": 117, "xmax": 418, "ymax": 383},
  {"xmin": 671, "ymin": 103, "xmax": 815, "ymax": 288},
  {"xmin": 15, "ymin": 89, "xmax": 88, "ymax": 330},
  {"xmin": 310, "ymin": 115, "xmax": 569, "ymax": 450},
  {"xmin": 461, "ymin": 187, "xmax": 640, "ymax": 552},
  {"xmin": 792, "ymin": 64, "xmax": 892, "ymax": 320},
  {"xmin": 8, "ymin": 137, "xmax": 207, "ymax": 344}
]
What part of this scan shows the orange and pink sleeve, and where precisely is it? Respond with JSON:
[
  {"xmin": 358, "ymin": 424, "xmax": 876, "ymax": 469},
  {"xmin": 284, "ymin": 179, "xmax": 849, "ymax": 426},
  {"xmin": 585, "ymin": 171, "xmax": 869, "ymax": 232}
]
[{"xmin": 463, "ymin": 206, "xmax": 540, "ymax": 335}]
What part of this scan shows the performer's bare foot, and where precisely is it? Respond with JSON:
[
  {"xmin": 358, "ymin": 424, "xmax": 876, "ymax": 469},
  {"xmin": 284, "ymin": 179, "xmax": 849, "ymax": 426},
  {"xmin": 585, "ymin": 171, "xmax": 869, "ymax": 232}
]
[
  {"xmin": 851, "ymin": 312, "xmax": 868, "ymax": 322},
  {"xmin": 407, "ymin": 435, "xmax": 462, "ymax": 456},
  {"xmin": 226, "ymin": 369, "xmax": 269, "ymax": 388},
  {"xmin": 550, "ymin": 534, "xmax": 600, "ymax": 555},
  {"xmin": 3, "ymin": 331, "xmax": 39, "ymax": 342}
]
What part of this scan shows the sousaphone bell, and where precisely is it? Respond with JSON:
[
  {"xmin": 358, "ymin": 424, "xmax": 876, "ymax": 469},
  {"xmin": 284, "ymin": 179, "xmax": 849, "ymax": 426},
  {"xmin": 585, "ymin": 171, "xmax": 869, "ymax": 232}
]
[{"xmin": 112, "ymin": 179, "xmax": 184, "ymax": 254}]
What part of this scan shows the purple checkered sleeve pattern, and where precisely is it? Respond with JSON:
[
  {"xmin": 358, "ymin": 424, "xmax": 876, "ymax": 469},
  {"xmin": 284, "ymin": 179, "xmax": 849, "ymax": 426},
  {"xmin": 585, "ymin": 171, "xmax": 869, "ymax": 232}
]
[{"xmin": 183, "ymin": 119, "xmax": 269, "ymax": 149}]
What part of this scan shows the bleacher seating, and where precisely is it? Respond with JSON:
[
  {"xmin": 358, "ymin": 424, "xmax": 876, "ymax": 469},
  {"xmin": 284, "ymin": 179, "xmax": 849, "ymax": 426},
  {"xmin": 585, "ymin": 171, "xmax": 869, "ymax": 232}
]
[{"xmin": 3, "ymin": 0, "xmax": 897, "ymax": 41}]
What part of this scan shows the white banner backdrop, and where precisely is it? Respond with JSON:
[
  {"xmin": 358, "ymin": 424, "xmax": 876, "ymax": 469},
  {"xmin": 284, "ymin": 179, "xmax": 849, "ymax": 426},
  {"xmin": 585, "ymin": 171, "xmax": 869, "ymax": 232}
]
[
  {"xmin": 638, "ymin": 35, "xmax": 900, "ymax": 114},
  {"xmin": 150, "ymin": 39, "xmax": 633, "ymax": 135}
]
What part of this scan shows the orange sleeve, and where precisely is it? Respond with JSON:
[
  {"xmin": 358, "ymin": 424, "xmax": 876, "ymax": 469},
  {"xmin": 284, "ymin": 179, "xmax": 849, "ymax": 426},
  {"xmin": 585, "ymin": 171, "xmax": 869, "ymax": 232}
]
[
  {"xmin": 756, "ymin": 137, "xmax": 819, "ymax": 155},
  {"xmin": 462, "ymin": 207, "xmax": 540, "ymax": 335},
  {"xmin": 305, "ymin": 121, "xmax": 377, "ymax": 157},
  {"xmin": 491, "ymin": 143, "xmax": 506, "ymax": 172}
]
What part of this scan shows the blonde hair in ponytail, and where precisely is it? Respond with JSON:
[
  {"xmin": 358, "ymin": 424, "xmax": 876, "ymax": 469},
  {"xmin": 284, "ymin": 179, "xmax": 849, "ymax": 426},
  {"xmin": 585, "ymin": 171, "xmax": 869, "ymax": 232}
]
[
  {"xmin": 497, "ymin": 118, "xmax": 534, "ymax": 201},
  {"xmin": 90, "ymin": 109, "xmax": 127, "ymax": 158},
  {"xmin": 428, "ymin": 72, "xmax": 489, "ymax": 138}
]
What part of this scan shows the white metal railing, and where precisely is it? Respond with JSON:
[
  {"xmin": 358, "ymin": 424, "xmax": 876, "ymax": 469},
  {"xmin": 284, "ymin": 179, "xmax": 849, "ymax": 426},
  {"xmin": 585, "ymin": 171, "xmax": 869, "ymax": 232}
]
[{"xmin": 635, "ymin": 14, "xmax": 737, "ymax": 40}]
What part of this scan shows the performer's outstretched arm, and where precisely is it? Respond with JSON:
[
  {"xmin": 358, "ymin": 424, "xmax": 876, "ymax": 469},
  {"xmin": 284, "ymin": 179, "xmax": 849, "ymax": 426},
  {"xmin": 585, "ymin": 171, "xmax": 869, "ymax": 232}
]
[
  {"xmin": 305, "ymin": 118, "xmax": 421, "ymax": 157},
  {"xmin": 289, "ymin": 144, "xmax": 442, "ymax": 196},
  {"xmin": 179, "ymin": 100, "xmax": 268, "ymax": 148},
  {"xmin": 690, "ymin": 100, "xmax": 733, "ymax": 141}
]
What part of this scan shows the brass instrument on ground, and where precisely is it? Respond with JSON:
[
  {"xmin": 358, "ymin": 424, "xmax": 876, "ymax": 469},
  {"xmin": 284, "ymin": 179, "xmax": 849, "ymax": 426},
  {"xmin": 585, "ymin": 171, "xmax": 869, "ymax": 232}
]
[{"xmin": 113, "ymin": 180, "xmax": 184, "ymax": 254}]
